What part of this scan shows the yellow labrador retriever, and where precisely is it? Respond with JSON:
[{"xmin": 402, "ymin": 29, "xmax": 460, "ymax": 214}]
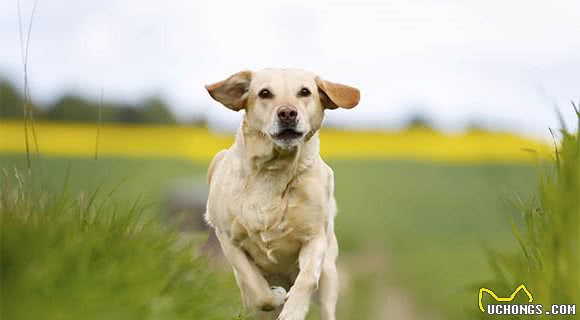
[{"xmin": 204, "ymin": 69, "xmax": 360, "ymax": 320}]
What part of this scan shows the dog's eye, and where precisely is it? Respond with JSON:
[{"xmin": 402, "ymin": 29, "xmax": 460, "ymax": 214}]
[
  {"xmin": 258, "ymin": 89, "xmax": 273, "ymax": 99},
  {"xmin": 298, "ymin": 87, "xmax": 311, "ymax": 97}
]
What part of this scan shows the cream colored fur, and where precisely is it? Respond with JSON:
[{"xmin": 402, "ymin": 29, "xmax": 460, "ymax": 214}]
[{"xmin": 205, "ymin": 69, "xmax": 359, "ymax": 320}]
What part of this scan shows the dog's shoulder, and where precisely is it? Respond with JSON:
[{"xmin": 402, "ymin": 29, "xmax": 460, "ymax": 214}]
[
  {"xmin": 206, "ymin": 148, "xmax": 240, "ymax": 229},
  {"xmin": 317, "ymin": 159, "xmax": 335, "ymax": 199},
  {"xmin": 207, "ymin": 149, "xmax": 228, "ymax": 186},
  {"xmin": 321, "ymin": 160, "xmax": 334, "ymax": 183},
  {"xmin": 289, "ymin": 158, "xmax": 335, "ymax": 210}
]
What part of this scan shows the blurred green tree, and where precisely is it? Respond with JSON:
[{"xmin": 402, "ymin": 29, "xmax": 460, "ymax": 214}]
[
  {"xmin": 1, "ymin": 78, "xmax": 180, "ymax": 125},
  {"xmin": 405, "ymin": 113, "xmax": 434, "ymax": 131},
  {"xmin": 0, "ymin": 80, "xmax": 39, "ymax": 119},
  {"xmin": 44, "ymin": 95, "xmax": 101, "ymax": 122},
  {"xmin": 140, "ymin": 97, "xmax": 177, "ymax": 124}
]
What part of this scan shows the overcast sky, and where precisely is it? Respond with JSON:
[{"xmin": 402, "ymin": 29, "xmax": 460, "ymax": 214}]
[{"xmin": 1, "ymin": 0, "xmax": 579, "ymax": 137}]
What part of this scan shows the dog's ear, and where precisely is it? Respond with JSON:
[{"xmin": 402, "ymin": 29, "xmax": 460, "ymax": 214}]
[
  {"xmin": 316, "ymin": 77, "xmax": 360, "ymax": 110},
  {"xmin": 205, "ymin": 71, "xmax": 252, "ymax": 111}
]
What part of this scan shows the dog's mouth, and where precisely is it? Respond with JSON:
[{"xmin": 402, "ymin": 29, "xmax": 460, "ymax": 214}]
[{"xmin": 272, "ymin": 128, "xmax": 304, "ymax": 141}]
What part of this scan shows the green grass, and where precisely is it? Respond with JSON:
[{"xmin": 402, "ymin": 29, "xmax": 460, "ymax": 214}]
[
  {"xmin": 0, "ymin": 158, "xmax": 242, "ymax": 320},
  {"xmin": 478, "ymin": 112, "xmax": 579, "ymax": 319},
  {"xmin": 0, "ymin": 154, "xmax": 538, "ymax": 319}
]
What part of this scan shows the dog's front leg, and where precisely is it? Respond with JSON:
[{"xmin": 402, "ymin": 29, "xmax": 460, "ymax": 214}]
[
  {"xmin": 278, "ymin": 233, "xmax": 327, "ymax": 320},
  {"xmin": 318, "ymin": 231, "xmax": 338, "ymax": 320},
  {"xmin": 215, "ymin": 230, "xmax": 286, "ymax": 313}
]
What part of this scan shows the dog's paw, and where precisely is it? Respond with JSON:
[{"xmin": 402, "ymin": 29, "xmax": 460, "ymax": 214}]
[
  {"xmin": 257, "ymin": 287, "xmax": 287, "ymax": 311},
  {"xmin": 270, "ymin": 286, "xmax": 287, "ymax": 306}
]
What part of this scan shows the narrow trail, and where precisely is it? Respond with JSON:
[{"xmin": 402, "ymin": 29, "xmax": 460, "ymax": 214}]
[{"xmin": 340, "ymin": 247, "xmax": 437, "ymax": 320}]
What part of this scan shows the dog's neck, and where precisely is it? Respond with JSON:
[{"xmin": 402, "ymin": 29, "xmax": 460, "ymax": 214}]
[{"xmin": 234, "ymin": 118, "xmax": 319, "ymax": 179}]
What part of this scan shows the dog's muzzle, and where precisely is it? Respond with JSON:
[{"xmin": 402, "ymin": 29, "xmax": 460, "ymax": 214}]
[{"xmin": 272, "ymin": 106, "xmax": 304, "ymax": 141}]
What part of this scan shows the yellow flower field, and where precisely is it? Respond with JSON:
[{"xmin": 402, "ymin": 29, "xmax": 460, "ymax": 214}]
[{"xmin": 0, "ymin": 121, "xmax": 551, "ymax": 163}]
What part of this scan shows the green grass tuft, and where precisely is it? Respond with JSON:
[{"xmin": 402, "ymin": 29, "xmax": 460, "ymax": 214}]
[
  {"xmin": 479, "ymin": 109, "xmax": 579, "ymax": 319},
  {"xmin": 0, "ymin": 170, "xmax": 242, "ymax": 320}
]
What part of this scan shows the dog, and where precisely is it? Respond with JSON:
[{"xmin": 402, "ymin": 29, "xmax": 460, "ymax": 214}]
[{"xmin": 204, "ymin": 68, "xmax": 360, "ymax": 320}]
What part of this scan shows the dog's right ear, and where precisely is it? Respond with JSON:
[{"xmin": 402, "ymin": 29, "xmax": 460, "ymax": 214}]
[{"xmin": 205, "ymin": 71, "xmax": 252, "ymax": 111}]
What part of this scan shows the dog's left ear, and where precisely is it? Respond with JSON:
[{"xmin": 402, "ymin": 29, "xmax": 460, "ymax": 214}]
[
  {"xmin": 205, "ymin": 71, "xmax": 252, "ymax": 111},
  {"xmin": 316, "ymin": 77, "xmax": 360, "ymax": 109}
]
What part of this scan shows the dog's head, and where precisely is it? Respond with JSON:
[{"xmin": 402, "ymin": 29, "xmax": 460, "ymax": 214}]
[{"xmin": 206, "ymin": 69, "xmax": 360, "ymax": 148}]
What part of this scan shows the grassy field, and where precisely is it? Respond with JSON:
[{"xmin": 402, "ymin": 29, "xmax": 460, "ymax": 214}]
[{"xmin": 0, "ymin": 153, "xmax": 538, "ymax": 319}]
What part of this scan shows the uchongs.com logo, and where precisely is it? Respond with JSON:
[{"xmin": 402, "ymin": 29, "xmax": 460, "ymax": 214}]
[{"xmin": 478, "ymin": 284, "xmax": 576, "ymax": 316}]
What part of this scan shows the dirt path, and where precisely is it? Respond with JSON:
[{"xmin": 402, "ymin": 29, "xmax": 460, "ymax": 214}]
[{"xmin": 339, "ymin": 247, "xmax": 437, "ymax": 320}]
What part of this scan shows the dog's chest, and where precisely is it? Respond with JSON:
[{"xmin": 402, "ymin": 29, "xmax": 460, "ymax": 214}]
[{"xmin": 225, "ymin": 175, "xmax": 326, "ymax": 271}]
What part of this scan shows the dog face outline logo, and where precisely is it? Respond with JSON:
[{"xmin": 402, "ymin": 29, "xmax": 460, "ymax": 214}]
[{"xmin": 478, "ymin": 284, "xmax": 534, "ymax": 312}]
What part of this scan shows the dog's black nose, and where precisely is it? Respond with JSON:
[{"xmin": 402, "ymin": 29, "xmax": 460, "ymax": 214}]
[{"xmin": 277, "ymin": 106, "xmax": 298, "ymax": 123}]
